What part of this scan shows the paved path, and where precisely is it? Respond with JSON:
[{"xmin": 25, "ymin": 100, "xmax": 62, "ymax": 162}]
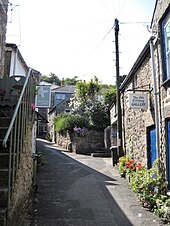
[{"xmin": 29, "ymin": 139, "xmax": 165, "ymax": 226}]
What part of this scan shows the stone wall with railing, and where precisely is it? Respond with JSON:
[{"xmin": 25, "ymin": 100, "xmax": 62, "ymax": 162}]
[{"xmin": 7, "ymin": 123, "xmax": 34, "ymax": 226}]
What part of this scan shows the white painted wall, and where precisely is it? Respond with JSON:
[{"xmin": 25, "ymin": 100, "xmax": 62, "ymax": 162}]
[{"xmin": 9, "ymin": 51, "xmax": 27, "ymax": 77}]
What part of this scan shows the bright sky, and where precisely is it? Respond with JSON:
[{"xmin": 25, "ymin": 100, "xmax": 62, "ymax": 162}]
[{"xmin": 7, "ymin": 0, "xmax": 156, "ymax": 84}]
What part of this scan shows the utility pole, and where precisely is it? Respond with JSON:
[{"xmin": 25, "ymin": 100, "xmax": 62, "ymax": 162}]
[{"xmin": 114, "ymin": 18, "xmax": 123, "ymax": 157}]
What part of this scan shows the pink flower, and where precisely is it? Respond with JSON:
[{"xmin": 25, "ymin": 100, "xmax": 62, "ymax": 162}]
[{"xmin": 31, "ymin": 104, "xmax": 36, "ymax": 109}]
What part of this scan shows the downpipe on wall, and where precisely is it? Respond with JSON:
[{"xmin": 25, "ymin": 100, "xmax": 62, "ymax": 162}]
[{"xmin": 149, "ymin": 36, "xmax": 160, "ymax": 173}]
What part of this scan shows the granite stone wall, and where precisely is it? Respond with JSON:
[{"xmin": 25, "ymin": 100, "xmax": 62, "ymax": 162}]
[
  {"xmin": 121, "ymin": 0, "xmax": 170, "ymax": 168},
  {"xmin": 122, "ymin": 56, "xmax": 155, "ymax": 167},
  {"xmin": 7, "ymin": 124, "xmax": 34, "ymax": 226},
  {"xmin": 56, "ymin": 130, "xmax": 105, "ymax": 154}
]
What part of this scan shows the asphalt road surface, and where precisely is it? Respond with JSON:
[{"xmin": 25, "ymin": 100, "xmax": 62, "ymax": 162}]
[{"xmin": 28, "ymin": 139, "xmax": 165, "ymax": 226}]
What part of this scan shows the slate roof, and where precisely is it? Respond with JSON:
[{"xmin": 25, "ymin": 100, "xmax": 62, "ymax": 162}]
[{"xmin": 52, "ymin": 85, "xmax": 76, "ymax": 93}]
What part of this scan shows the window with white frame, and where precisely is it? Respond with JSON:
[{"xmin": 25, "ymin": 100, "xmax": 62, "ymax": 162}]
[{"xmin": 162, "ymin": 12, "xmax": 170, "ymax": 80}]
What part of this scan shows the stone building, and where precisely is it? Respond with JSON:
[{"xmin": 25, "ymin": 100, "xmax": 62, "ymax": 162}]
[
  {"xmin": 111, "ymin": 0, "xmax": 170, "ymax": 187},
  {"xmin": 0, "ymin": 0, "xmax": 8, "ymax": 79},
  {"xmin": 48, "ymin": 85, "xmax": 75, "ymax": 142}
]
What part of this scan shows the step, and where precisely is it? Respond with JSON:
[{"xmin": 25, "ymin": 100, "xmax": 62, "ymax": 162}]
[
  {"xmin": 0, "ymin": 117, "xmax": 11, "ymax": 127},
  {"xmin": 0, "ymin": 101, "xmax": 16, "ymax": 107},
  {"xmin": 0, "ymin": 104, "xmax": 15, "ymax": 117},
  {"xmin": 0, "ymin": 208, "xmax": 7, "ymax": 226},
  {"xmin": 0, "ymin": 169, "xmax": 10, "ymax": 188},
  {"xmin": 0, "ymin": 140, "xmax": 10, "ymax": 153},
  {"xmin": 0, "ymin": 188, "xmax": 8, "ymax": 208},
  {"xmin": 91, "ymin": 152, "xmax": 111, "ymax": 157},
  {"xmin": 0, "ymin": 153, "xmax": 10, "ymax": 168},
  {"xmin": 0, "ymin": 128, "xmax": 8, "ymax": 139}
]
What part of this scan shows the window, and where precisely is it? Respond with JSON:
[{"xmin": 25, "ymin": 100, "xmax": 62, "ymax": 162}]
[
  {"xmin": 162, "ymin": 12, "xmax": 170, "ymax": 80},
  {"xmin": 56, "ymin": 93, "xmax": 65, "ymax": 100}
]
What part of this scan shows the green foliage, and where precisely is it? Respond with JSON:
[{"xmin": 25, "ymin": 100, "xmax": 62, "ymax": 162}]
[
  {"xmin": 37, "ymin": 152, "xmax": 47, "ymax": 165},
  {"xmin": 104, "ymin": 88, "xmax": 116, "ymax": 106},
  {"xmin": 72, "ymin": 77, "xmax": 111, "ymax": 130},
  {"xmin": 54, "ymin": 114, "xmax": 89, "ymax": 133},
  {"xmin": 55, "ymin": 115, "xmax": 68, "ymax": 132},
  {"xmin": 84, "ymin": 100, "xmax": 110, "ymax": 131},
  {"xmin": 118, "ymin": 157, "xmax": 170, "ymax": 222},
  {"xmin": 76, "ymin": 81, "xmax": 88, "ymax": 102},
  {"xmin": 76, "ymin": 76, "xmax": 101, "ymax": 102},
  {"xmin": 64, "ymin": 76, "xmax": 80, "ymax": 85},
  {"xmin": 41, "ymin": 73, "xmax": 61, "ymax": 85}
]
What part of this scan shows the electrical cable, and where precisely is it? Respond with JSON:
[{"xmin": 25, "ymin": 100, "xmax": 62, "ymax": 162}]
[
  {"xmin": 117, "ymin": 0, "xmax": 127, "ymax": 17},
  {"xmin": 17, "ymin": 5, "xmax": 21, "ymax": 46}
]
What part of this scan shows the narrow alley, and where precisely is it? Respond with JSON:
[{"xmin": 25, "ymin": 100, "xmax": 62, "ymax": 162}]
[{"xmin": 27, "ymin": 139, "xmax": 164, "ymax": 226}]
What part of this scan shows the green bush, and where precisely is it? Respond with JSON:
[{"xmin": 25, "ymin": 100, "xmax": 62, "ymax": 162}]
[
  {"xmin": 54, "ymin": 115, "xmax": 68, "ymax": 132},
  {"xmin": 54, "ymin": 114, "xmax": 89, "ymax": 133}
]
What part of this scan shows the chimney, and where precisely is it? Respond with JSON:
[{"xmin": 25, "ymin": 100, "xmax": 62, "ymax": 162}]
[{"xmin": 61, "ymin": 78, "xmax": 64, "ymax": 86}]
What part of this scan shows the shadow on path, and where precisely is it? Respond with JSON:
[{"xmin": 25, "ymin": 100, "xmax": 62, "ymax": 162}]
[{"xmin": 29, "ymin": 139, "xmax": 161, "ymax": 226}]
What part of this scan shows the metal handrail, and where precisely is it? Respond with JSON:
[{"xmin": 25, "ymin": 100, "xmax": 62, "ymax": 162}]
[{"xmin": 2, "ymin": 67, "xmax": 32, "ymax": 148}]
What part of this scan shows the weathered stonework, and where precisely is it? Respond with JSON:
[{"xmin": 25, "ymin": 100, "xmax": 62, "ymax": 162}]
[
  {"xmin": 152, "ymin": 0, "xmax": 170, "ymax": 34},
  {"xmin": 0, "ymin": 1, "xmax": 8, "ymax": 79},
  {"xmin": 7, "ymin": 123, "xmax": 34, "ymax": 226},
  {"xmin": 122, "ymin": 58, "xmax": 155, "ymax": 167},
  {"xmin": 56, "ymin": 130, "xmax": 104, "ymax": 154},
  {"xmin": 119, "ymin": 0, "xmax": 170, "ymax": 174}
]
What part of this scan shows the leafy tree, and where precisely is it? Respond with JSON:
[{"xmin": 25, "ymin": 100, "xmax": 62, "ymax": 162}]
[
  {"xmin": 76, "ymin": 76, "xmax": 101, "ymax": 103},
  {"xmin": 64, "ymin": 76, "xmax": 80, "ymax": 85},
  {"xmin": 84, "ymin": 100, "xmax": 110, "ymax": 130},
  {"xmin": 41, "ymin": 73, "xmax": 61, "ymax": 85},
  {"xmin": 104, "ymin": 87, "xmax": 116, "ymax": 106}
]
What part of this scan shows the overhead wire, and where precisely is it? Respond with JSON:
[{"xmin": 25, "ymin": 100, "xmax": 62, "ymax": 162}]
[
  {"xmin": 99, "ymin": 0, "xmax": 114, "ymax": 17},
  {"xmin": 17, "ymin": 5, "xmax": 21, "ymax": 46},
  {"xmin": 117, "ymin": 0, "xmax": 127, "ymax": 17},
  {"xmin": 87, "ymin": 25, "xmax": 114, "ymax": 56},
  {"xmin": 111, "ymin": 0, "xmax": 118, "ymax": 18}
]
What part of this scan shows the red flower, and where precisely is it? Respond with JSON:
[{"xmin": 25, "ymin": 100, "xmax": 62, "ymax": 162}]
[
  {"xmin": 125, "ymin": 161, "xmax": 130, "ymax": 166},
  {"xmin": 136, "ymin": 163, "xmax": 142, "ymax": 170}
]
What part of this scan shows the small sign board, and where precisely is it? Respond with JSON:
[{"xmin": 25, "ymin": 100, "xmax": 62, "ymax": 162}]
[
  {"xmin": 35, "ymin": 85, "xmax": 51, "ymax": 108},
  {"xmin": 128, "ymin": 93, "xmax": 148, "ymax": 109}
]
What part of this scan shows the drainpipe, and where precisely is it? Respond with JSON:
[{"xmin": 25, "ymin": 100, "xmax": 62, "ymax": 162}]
[{"xmin": 149, "ymin": 37, "xmax": 160, "ymax": 172}]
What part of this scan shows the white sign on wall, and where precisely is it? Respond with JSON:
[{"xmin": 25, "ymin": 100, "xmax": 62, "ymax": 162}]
[
  {"xmin": 128, "ymin": 93, "xmax": 148, "ymax": 109},
  {"xmin": 36, "ymin": 85, "xmax": 51, "ymax": 108}
]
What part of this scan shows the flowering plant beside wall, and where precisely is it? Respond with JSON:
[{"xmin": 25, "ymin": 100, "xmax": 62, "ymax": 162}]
[
  {"xmin": 118, "ymin": 155, "xmax": 142, "ymax": 178},
  {"xmin": 73, "ymin": 127, "xmax": 88, "ymax": 137},
  {"xmin": 118, "ymin": 157, "xmax": 170, "ymax": 222}
]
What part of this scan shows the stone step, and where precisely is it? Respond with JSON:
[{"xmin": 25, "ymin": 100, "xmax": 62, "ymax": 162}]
[
  {"xmin": 0, "ymin": 153, "xmax": 9, "ymax": 168},
  {"xmin": 0, "ymin": 208, "xmax": 7, "ymax": 226},
  {"xmin": 0, "ymin": 117, "xmax": 11, "ymax": 127},
  {"xmin": 0, "ymin": 128, "xmax": 8, "ymax": 139},
  {"xmin": 0, "ymin": 103, "xmax": 16, "ymax": 117},
  {"xmin": 0, "ymin": 188, "xmax": 8, "ymax": 208},
  {"xmin": 91, "ymin": 152, "xmax": 111, "ymax": 157},
  {"xmin": 0, "ymin": 169, "xmax": 10, "ymax": 188},
  {"xmin": 0, "ymin": 140, "xmax": 10, "ymax": 153}
]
